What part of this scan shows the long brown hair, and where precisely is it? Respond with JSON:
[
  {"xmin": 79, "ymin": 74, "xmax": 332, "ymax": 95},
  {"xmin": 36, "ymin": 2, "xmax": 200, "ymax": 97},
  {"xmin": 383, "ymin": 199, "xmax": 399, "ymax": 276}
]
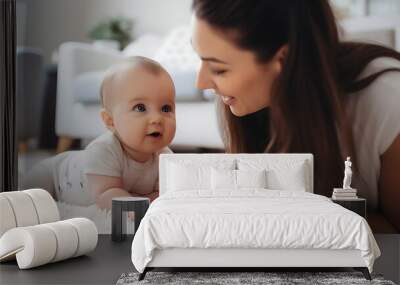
[{"xmin": 193, "ymin": 0, "xmax": 400, "ymax": 196}]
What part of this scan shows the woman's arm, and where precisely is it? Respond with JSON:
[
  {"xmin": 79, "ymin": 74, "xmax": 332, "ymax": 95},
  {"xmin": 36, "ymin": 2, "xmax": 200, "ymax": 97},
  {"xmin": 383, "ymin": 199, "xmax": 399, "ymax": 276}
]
[
  {"xmin": 378, "ymin": 134, "xmax": 400, "ymax": 232},
  {"xmin": 86, "ymin": 174, "xmax": 131, "ymax": 210}
]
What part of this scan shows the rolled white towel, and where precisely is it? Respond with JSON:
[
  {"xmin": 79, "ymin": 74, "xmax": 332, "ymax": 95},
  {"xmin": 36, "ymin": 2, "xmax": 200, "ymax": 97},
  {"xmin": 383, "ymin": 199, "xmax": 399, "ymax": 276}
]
[
  {"xmin": 63, "ymin": 218, "xmax": 98, "ymax": 257},
  {"xmin": 0, "ymin": 218, "xmax": 98, "ymax": 269},
  {"xmin": 0, "ymin": 196, "xmax": 17, "ymax": 237},
  {"xmin": 0, "ymin": 225, "xmax": 57, "ymax": 268},
  {"xmin": 24, "ymin": 189, "xmax": 60, "ymax": 223},
  {"xmin": 42, "ymin": 221, "xmax": 79, "ymax": 262},
  {"xmin": 0, "ymin": 189, "xmax": 60, "ymax": 238},
  {"xmin": 0, "ymin": 191, "xmax": 39, "ymax": 227}
]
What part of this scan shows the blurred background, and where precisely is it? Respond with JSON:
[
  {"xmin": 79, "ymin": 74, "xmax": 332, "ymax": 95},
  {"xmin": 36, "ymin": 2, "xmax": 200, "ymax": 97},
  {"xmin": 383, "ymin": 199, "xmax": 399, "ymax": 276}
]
[{"xmin": 16, "ymin": 0, "xmax": 400, "ymax": 183}]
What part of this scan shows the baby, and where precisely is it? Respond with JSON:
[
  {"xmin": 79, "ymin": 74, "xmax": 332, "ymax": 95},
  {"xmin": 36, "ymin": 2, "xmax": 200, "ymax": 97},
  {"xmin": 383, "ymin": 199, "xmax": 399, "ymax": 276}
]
[{"xmin": 22, "ymin": 57, "xmax": 176, "ymax": 210}]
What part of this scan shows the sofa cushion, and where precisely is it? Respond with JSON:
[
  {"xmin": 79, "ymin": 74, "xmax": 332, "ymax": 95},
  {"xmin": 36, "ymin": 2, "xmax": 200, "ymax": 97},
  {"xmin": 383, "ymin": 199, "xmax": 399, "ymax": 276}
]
[
  {"xmin": 169, "ymin": 69, "xmax": 204, "ymax": 101},
  {"xmin": 73, "ymin": 69, "xmax": 204, "ymax": 104},
  {"xmin": 73, "ymin": 71, "xmax": 105, "ymax": 105},
  {"xmin": 154, "ymin": 26, "xmax": 200, "ymax": 72},
  {"xmin": 153, "ymin": 26, "xmax": 206, "ymax": 101},
  {"xmin": 121, "ymin": 34, "xmax": 163, "ymax": 58}
]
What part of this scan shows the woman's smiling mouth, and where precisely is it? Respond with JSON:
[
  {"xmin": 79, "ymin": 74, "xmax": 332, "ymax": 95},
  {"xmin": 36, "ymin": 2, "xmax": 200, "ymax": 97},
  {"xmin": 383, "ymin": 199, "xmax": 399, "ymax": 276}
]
[{"xmin": 221, "ymin": 95, "xmax": 235, "ymax": 105}]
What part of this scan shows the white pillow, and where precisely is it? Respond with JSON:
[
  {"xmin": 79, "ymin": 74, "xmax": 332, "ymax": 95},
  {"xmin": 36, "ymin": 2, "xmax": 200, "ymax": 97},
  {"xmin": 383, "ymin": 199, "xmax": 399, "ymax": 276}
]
[
  {"xmin": 266, "ymin": 165, "xmax": 306, "ymax": 191},
  {"xmin": 237, "ymin": 169, "xmax": 267, "ymax": 189},
  {"xmin": 167, "ymin": 159, "xmax": 236, "ymax": 192},
  {"xmin": 211, "ymin": 169, "xmax": 267, "ymax": 190},
  {"xmin": 211, "ymin": 168, "xmax": 236, "ymax": 190},
  {"xmin": 153, "ymin": 26, "xmax": 200, "ymax": 72},
  {"xmin": 238, "ymin": 158, "xmax": 309, "ymax": 192},
  {"xmin": 167, "ymin": 163, "xmax": 212, "ymax": 191}
]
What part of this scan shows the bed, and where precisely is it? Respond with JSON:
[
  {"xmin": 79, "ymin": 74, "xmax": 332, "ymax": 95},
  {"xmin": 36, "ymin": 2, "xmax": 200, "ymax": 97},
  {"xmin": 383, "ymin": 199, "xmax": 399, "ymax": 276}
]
[{"xmin": 131, "ymin": 154, "xmax": 380, "ymax": 281}]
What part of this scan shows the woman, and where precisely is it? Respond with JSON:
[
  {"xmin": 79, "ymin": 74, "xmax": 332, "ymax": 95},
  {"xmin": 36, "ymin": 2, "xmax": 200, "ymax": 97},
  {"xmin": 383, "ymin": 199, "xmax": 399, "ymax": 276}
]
[{"xmin": 191, "ymin": 0, "xmax": 400, "ymax": 232}]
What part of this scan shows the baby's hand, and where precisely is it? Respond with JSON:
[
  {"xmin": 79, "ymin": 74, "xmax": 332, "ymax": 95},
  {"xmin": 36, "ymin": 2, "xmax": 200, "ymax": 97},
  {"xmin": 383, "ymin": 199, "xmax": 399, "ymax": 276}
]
[{"xmin": 147, "ymin": 191, "xmax": 159, "ymax": 203}]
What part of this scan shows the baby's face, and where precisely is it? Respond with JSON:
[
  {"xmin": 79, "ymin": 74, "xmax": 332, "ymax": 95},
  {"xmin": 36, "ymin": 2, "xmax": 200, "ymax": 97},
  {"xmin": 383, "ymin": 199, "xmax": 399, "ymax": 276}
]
[{"xmin": 109, "ymin": 68, "xmax": 176, "ymax": 158}]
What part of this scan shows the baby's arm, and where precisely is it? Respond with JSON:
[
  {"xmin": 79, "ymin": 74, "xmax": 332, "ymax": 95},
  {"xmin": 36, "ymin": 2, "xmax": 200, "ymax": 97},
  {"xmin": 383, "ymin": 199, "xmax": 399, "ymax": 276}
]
[
  {"xmin": 86, "ymin": 174, "xmax": 131, "ymax": 210},
  {"xmin": 130, "ymin": 191, "xmax": 159, "ymax": 203},
  {"xmin": 145, "ymin": 191, "xmax": 159, "ymax": 202}
]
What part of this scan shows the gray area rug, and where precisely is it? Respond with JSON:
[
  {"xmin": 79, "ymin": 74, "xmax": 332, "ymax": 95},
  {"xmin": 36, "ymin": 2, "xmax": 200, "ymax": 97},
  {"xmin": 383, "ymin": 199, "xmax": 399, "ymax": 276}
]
[{"xmin": 116, "ymin": 271, "xmax": 396, "ymax": 285}]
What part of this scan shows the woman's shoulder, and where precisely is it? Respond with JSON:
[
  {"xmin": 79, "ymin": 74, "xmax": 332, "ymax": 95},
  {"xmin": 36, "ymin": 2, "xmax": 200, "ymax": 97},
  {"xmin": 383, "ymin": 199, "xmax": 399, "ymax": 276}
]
[
  {"xmin": 360, "ymin": 56, "xmax": 400, "ymax": 77},
  {"xmin": 358, "ymin": 57, "xmax": 400, "ymax": 97},
  {"xmin": 351, "ymin": 57, "xmax": 400, "ymax": 110},
  {"xmin": 348, "ymin": 56, "xmax": 400, "ymax": 154}
]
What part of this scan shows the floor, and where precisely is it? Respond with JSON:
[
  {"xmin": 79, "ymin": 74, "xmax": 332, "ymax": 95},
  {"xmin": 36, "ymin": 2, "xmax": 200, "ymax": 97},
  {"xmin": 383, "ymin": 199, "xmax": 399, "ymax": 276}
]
[
  {"xmin": 0, "ymin": 235, "xmax": 399, "ymax": 284},
  {"xmin": 0, "ymin": 235, "xmax": 133, "ymax": 285},
  {"xmin": 374, "ymin": 234, "xmax": 400, "ymax": 283}
]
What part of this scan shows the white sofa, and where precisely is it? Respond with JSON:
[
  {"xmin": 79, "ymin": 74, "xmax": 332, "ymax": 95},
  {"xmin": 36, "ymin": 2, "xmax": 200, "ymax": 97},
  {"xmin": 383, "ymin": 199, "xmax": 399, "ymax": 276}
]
[
  {"xmin": 55, "ymin": 29, "xmax": 224, "ymax": 150},
  {"xmin": 340, "ymin": 16, "xmax": 400, "ymax": 50}
]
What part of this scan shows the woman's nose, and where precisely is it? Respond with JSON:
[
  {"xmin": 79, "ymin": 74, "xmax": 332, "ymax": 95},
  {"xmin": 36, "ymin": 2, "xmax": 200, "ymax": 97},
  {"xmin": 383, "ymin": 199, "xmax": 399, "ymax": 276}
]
[{"xmin": 196, "ymin": 63, "xmax": 213, "ymax": 90}]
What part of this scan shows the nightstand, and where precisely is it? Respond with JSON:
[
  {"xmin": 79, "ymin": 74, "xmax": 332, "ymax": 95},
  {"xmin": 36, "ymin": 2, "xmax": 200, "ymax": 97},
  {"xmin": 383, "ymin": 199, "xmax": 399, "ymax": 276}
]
[
  {"xmin": 331, "ymin": 197, "xmax": 366, "ymax": 218},
  {"xmin": 112, "ymin": 197, "xmax": 150, "ymax": 242}
]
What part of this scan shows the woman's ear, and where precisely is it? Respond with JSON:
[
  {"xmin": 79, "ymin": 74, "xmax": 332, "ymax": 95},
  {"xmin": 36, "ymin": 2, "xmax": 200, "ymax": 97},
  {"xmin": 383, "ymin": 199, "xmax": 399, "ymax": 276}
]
[
  {"xmin": 273, "ymin": 44, "xmax": 289, "ymax": 73},
  {"xmin": 100, "ymin": 109, "xmax": 115, "ymax": 132}
]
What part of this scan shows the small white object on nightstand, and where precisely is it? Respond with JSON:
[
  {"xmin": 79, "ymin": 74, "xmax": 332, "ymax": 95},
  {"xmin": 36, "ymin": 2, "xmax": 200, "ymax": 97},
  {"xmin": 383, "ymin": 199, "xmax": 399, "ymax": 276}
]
[
  {"xmin": 343, "ymin": 156, "xmax": 353, "ymax": 189},
  {"xmin": 332, "ymin": 157, "xmax": 358, "ymax": 199}
]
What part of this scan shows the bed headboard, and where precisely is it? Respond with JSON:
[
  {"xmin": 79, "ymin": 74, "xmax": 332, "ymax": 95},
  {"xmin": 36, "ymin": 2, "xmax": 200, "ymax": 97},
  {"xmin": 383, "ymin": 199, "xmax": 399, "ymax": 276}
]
[{"xmin": 159, "ymin": 153, "xmax": 314, "ymax": 195}]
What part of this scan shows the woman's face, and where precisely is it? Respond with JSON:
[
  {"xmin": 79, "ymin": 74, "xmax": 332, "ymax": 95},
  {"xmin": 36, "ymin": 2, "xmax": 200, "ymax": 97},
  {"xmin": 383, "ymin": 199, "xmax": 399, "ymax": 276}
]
[{"xmin": 191, "ymin": 17, "xmax": 284, "ymax": 116}]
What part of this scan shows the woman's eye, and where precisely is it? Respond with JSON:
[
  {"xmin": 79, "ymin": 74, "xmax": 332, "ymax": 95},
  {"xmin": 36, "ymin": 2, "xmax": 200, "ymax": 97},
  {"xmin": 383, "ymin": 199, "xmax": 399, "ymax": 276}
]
[
  {"xmin": 161, "ymin": 105, "xmax": 172, "ymax": 113},
  {"xmin": 133, "ymin": 104, "xmax": 146, "ymax": 112},
  {"xmin": 211, "ymin": 69, "xmax": 227, "ymax": 75}
]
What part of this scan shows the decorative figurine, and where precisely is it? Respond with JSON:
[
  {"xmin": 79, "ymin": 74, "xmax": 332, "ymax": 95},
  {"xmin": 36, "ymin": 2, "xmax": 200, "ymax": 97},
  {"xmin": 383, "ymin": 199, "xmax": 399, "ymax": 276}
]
[
  {"xmin": 342, "ymin": 156, "xmax": 353, "ymax": 190},
  {"xmin": 332, "ymin": 157, "xmax": 357, "ymax": 199}
]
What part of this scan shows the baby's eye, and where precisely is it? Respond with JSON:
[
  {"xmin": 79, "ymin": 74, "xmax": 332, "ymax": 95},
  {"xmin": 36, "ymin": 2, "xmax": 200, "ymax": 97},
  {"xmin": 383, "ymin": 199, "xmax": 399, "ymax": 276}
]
[
  {"xmin": 161, "ymin": 105, "xmax": 173, "ymax": 113},
  {"xmin": 133, "ymin": 104, "xmax": 146, "ymax": 112}
]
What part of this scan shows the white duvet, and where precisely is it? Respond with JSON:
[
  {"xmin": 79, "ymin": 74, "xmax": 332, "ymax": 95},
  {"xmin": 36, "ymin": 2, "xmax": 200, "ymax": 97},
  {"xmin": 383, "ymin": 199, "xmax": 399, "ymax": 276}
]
[{"xmin": 131, "ymin": 190, "xmax": 380, "ymax": 273}]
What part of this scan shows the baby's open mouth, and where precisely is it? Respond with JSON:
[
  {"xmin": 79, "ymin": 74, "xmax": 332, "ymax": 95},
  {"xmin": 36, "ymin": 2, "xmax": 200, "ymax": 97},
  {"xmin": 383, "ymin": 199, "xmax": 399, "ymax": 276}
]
[{"xmin": 147, "ymin": 131, "xmax": 162, "ymax": 138}]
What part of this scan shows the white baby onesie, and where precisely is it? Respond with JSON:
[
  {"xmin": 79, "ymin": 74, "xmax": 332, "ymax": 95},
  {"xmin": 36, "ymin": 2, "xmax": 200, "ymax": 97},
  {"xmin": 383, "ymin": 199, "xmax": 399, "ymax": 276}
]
[{"xmin": 54, "ymin": 131, "xmax": 172, "ymax": 206}]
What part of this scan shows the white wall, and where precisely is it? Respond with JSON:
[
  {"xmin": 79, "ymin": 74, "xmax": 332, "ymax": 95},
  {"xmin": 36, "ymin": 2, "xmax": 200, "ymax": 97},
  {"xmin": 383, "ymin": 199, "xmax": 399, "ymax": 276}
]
[{"xmin": 17, "ymin": 0, "xmax": 192, "ymax": 64}]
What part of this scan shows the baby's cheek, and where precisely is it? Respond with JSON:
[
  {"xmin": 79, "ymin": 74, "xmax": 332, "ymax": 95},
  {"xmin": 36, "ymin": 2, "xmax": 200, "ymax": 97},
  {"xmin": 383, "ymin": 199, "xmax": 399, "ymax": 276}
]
[
  {"xmin": 124, "ymin": 126, "xmax": 145, "ymax": 146},
  {"xmin": 165, "ymin": 119, "xmax": 176, "ymax": 140}
]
